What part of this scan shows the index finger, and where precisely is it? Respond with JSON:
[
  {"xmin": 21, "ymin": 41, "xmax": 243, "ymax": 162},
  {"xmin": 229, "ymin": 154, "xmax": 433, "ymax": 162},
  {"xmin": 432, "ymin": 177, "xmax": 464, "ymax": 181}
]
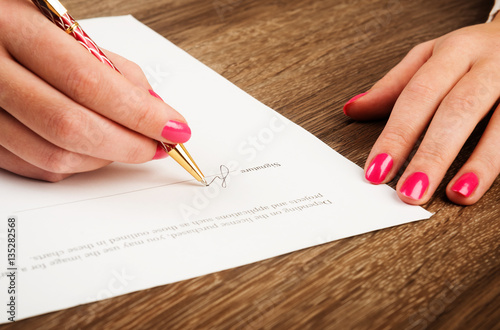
[
  {"xmin": 364, "ymin": 46, "xmax": 472, "ymax": 190},
  {"xmin": 1, "ymin": 0, "xmax": 190, "ymax": 145}
]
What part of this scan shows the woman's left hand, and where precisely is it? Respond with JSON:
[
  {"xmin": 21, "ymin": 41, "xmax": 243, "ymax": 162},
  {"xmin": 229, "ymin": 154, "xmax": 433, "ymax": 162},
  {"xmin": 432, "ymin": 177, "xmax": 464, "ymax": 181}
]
[{"xmin": 343, "ymin": 17, "xmax": 500, "ymax": 205}]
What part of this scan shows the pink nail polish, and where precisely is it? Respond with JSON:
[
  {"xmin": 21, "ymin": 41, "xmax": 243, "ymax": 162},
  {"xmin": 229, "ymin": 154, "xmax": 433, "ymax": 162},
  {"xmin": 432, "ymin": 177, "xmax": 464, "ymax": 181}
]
[
  {"xmin": 343, "ymin": 92, "xmax": 367, "ymax": 115},
  {"xmin": 365, "ymin": 153, "xmax": 393, "ymax": 184},
  {"xmin": 153, "ymin": 143, "xmax": 169, "ymax": 160},
  {"xmin": 149, "ymin": 89, "xmax": 163, "ymax": 101},
  {"xmin": 161, "ymin": 120, "xmax": 191, "ymax": 143},
  {"xmin": 451, "ymin": 172, "xmax": 478, "ymax": 197},
  {"xmin": 400, "ymin": 172, "xmax": 429, "ymax": 200}
]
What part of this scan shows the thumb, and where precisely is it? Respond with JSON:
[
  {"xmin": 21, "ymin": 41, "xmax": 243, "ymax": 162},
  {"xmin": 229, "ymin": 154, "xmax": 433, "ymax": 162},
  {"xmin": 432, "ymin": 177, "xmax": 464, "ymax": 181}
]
[{"xmin": 343, "ymin": 40, "xmax": 436, "ymax": 121}]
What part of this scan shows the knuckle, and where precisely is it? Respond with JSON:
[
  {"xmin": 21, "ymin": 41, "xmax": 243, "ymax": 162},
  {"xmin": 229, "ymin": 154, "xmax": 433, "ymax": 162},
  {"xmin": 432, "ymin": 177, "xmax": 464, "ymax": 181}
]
[
  {"xmin": 42, "ymin": 149, "xmax": 73, "ymax": 173},
  {"xmin": 408, "ymin": 41, "xmax": 432, "ymax": 56},
  {"xmin": 132, "ymin": 106, "xmax": 154, "ymax": 130},
  {"xmin": 437, "ymin": 95, "xmax": 476, "ymax": 132},
  {"xmin": 417, "ymin": 141, "xmax": 449, "ymax": 166},
  {"xmin": 123, "ymin": 60, "xmax": 144, "ymax": 76},
  {"xmin": 381, "ymin": 125, "xmax": 416, "ymax": 148},
  {"xmin": 436, "ymin": 32, "xmax": 478, "ymax": 58},
  {"xmin": 475, "ymin": 71, "xmax": 499, "ymax": 98},
  {"xmin": 124, "ymin": 143, "xmax": 148, "ymax": 163},
  {"xmin": 47, "ymin": 111, "xmax": 82, "ymax": 147},
  {"xmin": 442, "ymin": 93, "xmax": 477, "ymax": 114},
  {"xmin": 64, "ymin": 66, "xmax": 103, "ymax": 104},
  {"xmin": 404, "ymin": 80, "xmax": 435, "ymax": 104},
  {"xmin": 46, "ymin": 111, "xmax": 106, "ymax": 157},
  {"xmin": 440, "ymin": 32, "xmax": 474, "ymax": 49},
  {"xmin": 124, "ymin": 89, "xmax": 156, "ymax": 131}
]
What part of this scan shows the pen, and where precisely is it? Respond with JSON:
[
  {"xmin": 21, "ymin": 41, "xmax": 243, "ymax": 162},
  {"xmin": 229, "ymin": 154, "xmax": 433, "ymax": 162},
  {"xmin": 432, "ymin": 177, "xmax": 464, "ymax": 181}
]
[{"xmin": 31, "ymin": 0, "xmax": 208, "ymax": 186}]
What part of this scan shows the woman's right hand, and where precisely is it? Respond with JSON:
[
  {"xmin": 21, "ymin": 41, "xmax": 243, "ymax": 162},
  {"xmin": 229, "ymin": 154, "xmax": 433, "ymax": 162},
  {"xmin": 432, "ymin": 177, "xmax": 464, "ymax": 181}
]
[{"xmin": 0, "ymin": 0, "xmax": 191, "ymax": 182}]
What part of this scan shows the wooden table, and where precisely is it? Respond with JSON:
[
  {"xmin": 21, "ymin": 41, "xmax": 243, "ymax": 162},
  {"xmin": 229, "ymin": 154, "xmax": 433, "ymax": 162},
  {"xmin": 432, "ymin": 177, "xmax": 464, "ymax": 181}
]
[{"xmin": 6, "ymin": 0, "xmax": 499, "ymax": 328}]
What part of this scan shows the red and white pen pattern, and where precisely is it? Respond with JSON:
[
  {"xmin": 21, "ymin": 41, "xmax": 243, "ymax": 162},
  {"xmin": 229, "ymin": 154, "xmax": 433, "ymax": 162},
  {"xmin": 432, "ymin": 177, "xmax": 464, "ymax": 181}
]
[
  {"xmin": 32, "ymin": 1, "xmax": 120, "ymax": 73},
  {"xmin": 62, "ymin": 13, "xmax": 120, "ymax": 73}
]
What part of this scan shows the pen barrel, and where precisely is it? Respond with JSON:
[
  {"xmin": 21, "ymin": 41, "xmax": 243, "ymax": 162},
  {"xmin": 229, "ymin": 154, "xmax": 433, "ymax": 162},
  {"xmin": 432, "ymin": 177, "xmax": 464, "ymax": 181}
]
[
  {"xmin": 32, "ymin": 1, "xmax": 120, "ymax": 73},
  {"xmin": 62, "ymin": 13, "xmax": 120, "ymax": 73}
]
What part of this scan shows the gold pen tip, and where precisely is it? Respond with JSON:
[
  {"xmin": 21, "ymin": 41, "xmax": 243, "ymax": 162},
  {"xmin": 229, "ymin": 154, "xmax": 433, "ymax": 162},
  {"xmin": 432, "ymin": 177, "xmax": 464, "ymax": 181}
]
[{"xmin": 201, "ymin": 178, "xmax": 209, "ymax": 186}]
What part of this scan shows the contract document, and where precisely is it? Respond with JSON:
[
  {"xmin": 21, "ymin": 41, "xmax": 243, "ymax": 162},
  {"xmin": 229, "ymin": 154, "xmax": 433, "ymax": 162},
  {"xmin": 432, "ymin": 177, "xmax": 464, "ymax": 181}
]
[{"xmin": 0, "ymin": 16, "xmax": 432, "ymax": 322}]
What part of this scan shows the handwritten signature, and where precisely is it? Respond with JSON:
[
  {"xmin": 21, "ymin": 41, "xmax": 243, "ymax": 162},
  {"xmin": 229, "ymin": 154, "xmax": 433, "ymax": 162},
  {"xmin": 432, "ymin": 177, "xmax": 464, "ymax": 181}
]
[{"xmin": 206, "ymin": 165, "xmax": 230, "ymax": 188}]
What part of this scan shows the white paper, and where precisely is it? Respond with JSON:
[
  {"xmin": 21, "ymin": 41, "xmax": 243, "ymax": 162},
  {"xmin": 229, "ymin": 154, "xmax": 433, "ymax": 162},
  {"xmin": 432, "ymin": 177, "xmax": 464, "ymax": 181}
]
[{"xmin": 0, "ymin": 16, "xmax": 432, "ymax": 322}]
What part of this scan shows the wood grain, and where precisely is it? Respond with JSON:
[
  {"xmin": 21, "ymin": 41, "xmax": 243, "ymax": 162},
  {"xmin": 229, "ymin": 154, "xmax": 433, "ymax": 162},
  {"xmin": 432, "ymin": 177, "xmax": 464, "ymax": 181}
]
[{"xmin": 4, "ymin": 0, "xmax": 499, "ymax": 328}]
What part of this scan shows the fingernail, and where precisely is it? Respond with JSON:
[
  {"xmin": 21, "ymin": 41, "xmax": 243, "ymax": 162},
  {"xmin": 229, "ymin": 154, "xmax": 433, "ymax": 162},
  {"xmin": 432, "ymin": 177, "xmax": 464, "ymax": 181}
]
[
  {"xmin": 400, "ymin": 172, "xmax": 429, "ymax": 200},
  {"xmin": 150, "ymin": 90, "xmax": 191, "ymax": 143},
  {"xmin": 153, "ymin": 143, "xmax": 169, "ymax": 160},
  {"xmin": 343, "ymin": 92, "xmax": 367, "ymax": 115},
  {"xmin": 161, "ymin": 120, "xmax": 191, "ymax": 143},
  {"xmin": 365, "ymin": 153, "xmax": 393, "ymax": 184},
  {"xmin": 149, "ymin": 89, "xmax": 163, "ymax": 101},
  {"xmin": 451, "ymin": 172, "xmax": 478, "ymax": 197}
]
